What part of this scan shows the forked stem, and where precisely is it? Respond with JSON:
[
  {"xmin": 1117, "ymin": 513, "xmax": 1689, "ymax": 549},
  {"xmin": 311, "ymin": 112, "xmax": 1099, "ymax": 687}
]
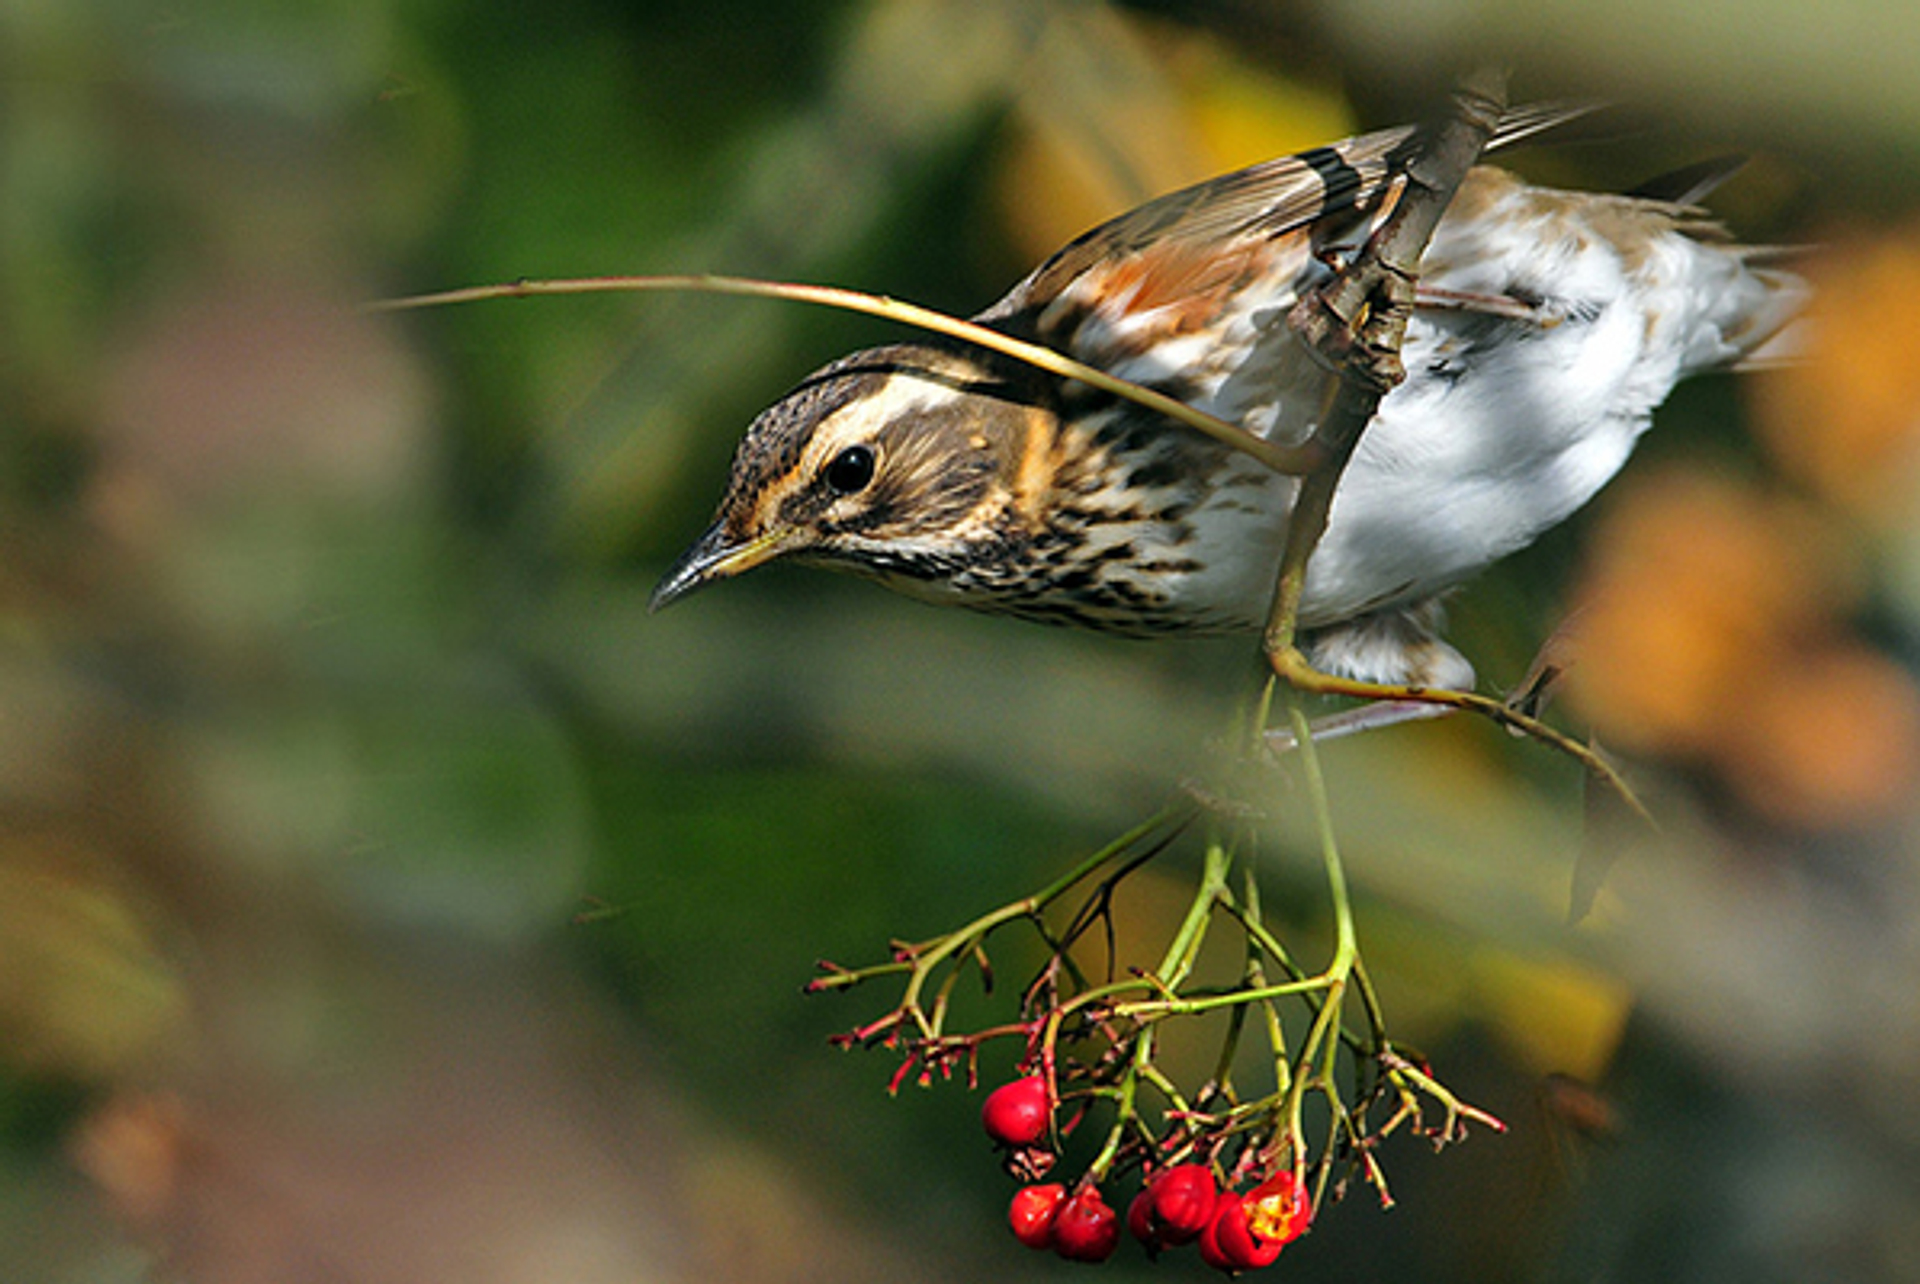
[
  {"xmin": 1267, "ymin": 697, "xmax": 1362, "ymax": 1169},
  {"xmin": 1289, "ymin": 699, "xmax": 1357, "ymax": 972}
]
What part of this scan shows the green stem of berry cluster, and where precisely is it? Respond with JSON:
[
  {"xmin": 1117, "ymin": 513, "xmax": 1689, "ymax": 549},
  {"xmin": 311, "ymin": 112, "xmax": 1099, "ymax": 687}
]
[
  {"xmin": 1077, "ymin": 832, "xmax": 1233, "ymax": 1182},
  {"xmin": 807, "ymin": 806, "xmax": 1190, "ymax": 1040},
  {"xmin": 809, "ymin": 694, "xmax": 1504, "ymax": 1205}
]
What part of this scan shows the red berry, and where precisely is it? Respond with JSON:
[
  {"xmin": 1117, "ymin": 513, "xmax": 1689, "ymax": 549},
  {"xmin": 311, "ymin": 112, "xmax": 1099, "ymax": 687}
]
[
  {"xmin": 1210, "ymin": 1195, "xmax": 1285, "ymax": 1270},
  {"xmin": 1149, "ymin": 1165, "xmax": 1218, "ymax": 1244},
  {"xmin": 1201, "ymin": 1173, "xmax": 1311, "ymax": 1273},
  {"xmin": 1127, "ymin": 1188, "xmax": 1157, "ymax": 1247},
  {"xmin": 981, "ymin": 1075, "xmax": 1050, "ymax": 1147},
  {"xmin": 1197, "ymin": 1200, "xmax": 1238, "ymax": 1272},
  {"xmin": 1131, "ymin": 1164, "xmax": 1218, "ymax": 1251},
  {"xmin": 1245, "ymin": 1170, "xmax": 1311, "ymax": 1246},
  {"xmin": 1052, "ymin": 1185, "xmax": 1120, "ymax": 1262},
  {"xmin": 1009, "ymin": 1183, "xmax": 1067, "ymax": 1250}
]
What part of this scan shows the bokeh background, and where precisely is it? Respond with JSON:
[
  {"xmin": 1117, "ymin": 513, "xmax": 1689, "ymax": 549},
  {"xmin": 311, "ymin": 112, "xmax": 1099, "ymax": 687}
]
[{"xmin": 4, "ymin": 1, "xmax": 1919, "ymax": 1281}]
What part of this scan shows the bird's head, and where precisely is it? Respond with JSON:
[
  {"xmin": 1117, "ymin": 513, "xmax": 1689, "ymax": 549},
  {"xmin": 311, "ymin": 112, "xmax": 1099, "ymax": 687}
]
[{"xmin": 649, "ymin": 343, "xmax": 1055, "ymax": 611}]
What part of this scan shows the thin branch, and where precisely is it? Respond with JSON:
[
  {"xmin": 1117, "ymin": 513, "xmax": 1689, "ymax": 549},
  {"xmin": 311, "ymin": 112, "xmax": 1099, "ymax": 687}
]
[
  {"xmin": 367, "ymin": 274, "xmax": 1327, "ymax": 477},
  {"xmin": 1265, "ymin": 653, "xmax": 1653, "ymax": 825},
  {"xmin": 1265, "ymin": 68, "xmax": 1510, "ymax": 657}
]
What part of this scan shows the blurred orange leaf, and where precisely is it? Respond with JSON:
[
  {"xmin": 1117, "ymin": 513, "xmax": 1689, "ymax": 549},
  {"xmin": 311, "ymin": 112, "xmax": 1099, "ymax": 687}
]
[{"xmin": 1752, "ymin": 226, "xmax": 1920, "ymax": 520}]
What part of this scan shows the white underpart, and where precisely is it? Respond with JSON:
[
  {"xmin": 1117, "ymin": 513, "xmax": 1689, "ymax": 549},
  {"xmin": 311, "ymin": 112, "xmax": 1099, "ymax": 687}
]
[{"xmin": 1109, "ymin": 183, "xmax": 1799, "ymax": 669}]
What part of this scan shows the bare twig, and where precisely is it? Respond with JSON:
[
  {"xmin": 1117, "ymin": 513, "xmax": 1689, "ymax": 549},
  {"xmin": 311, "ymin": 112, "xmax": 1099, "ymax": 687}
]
[
  {"xmin": 1264, "ymin": 68, "xmax": 1510, "ymax": 658},
  {"xmin": 1251, "ymin": 72, "xmax": 1646, "ymax": 814},
  {"xmin": 368, "ymin": 274, "xmax": 1327, "ymax": 477}
]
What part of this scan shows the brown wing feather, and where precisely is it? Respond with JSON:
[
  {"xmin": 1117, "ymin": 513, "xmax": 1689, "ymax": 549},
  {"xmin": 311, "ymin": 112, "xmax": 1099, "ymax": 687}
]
[
  {"xmin": 983, "ymin": 102, "xmax": 1595, "ymax": 327},
  {"xmin": 983, "ymin": 123, "xmax": 1421, "ymax": 325},
  {"xmin": 971, "ymin": 104, "xmax": 1596, "ymax": 407}
]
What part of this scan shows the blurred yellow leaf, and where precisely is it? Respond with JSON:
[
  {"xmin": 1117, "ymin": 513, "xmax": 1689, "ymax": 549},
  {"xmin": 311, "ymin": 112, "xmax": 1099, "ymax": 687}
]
[
  {"xmin": 0, "ymin": 851, "xmax": 184, "ymax": 1079},
  {"xmin": 1469, "ymin": 947, "xmax": 1633, "ymax": 1083},
  {"xmin": 995, "ymin": 13, "xmax": 1353, "ymax": 263}
]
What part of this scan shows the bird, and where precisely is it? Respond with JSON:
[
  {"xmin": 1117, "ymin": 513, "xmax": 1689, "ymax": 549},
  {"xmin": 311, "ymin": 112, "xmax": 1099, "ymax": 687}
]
[{"xmin": 649, "ymin": 107, "xmax": 1806, "ymax": 692}]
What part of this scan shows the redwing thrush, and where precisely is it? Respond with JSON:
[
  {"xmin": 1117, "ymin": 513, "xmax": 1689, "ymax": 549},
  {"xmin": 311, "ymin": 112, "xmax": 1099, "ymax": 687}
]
[{"xmin": 651, "ymin": 108, "xmax": 1806, "ymax": 690}]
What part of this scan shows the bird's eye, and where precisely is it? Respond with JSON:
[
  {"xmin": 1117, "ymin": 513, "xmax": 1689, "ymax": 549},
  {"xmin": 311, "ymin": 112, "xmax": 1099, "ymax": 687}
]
[{"xmin": 823, "ymin": 444, "xmax": 877, "ymax": 496}]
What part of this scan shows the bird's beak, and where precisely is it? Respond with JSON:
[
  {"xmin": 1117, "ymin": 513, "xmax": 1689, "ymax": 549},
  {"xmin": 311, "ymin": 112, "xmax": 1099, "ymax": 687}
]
[{"xmin": 649, "ymin": 522, "xmax": 797, "ymax": 612}]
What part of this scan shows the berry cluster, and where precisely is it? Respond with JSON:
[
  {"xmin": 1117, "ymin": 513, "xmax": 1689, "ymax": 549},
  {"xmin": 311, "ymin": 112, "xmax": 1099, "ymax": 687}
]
[
  {"xmin": 809, "ymin": 804, "xmax": 1505, "ymax": 1266},
  {"xmin": 985, "ymin": 1074, "xmax": 1311, "ymax": 1269}
]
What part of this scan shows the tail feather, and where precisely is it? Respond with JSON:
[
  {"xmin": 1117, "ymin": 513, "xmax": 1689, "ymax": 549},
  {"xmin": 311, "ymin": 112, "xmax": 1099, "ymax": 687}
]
[
  {"xmin": 1731, "ymin": 316, "xmax": 1813, "ymax": 371},
  {"xmin": 1490, "ymin": 100, "xmax": 1606, "ymax": 150},
  {"xmin": 1709, "ymin": 263, "xmax": 1813, "ymax": 370},
  {"xmin": 1627, "ymin": 154, "xmax": 1749, "ymax": 207}
]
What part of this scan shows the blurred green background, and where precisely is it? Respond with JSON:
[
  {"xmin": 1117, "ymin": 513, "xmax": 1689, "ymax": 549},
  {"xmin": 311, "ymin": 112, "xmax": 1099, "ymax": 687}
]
[{"xmin": 4, "ymin": 1, "xmax": 1920, "ymax": 1281}]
